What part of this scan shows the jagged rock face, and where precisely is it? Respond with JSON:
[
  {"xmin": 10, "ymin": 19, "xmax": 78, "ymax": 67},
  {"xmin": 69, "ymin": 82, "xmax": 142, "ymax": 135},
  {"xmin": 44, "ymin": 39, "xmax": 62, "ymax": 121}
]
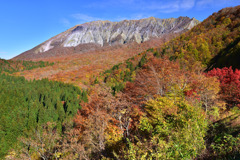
[{"xmin": 27, "ymin": 17, "xmax": 200, "ymax": 54}]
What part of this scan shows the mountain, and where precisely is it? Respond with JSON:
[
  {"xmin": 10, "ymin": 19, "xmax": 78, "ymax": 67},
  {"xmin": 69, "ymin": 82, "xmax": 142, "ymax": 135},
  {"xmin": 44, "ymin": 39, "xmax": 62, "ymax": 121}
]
[
  {"xmin": 2, "ymin": 6, "xmax": 240, "ymax": 160},
  {"xmin": 13, "ymin": 16, "xmax": 199, "ymax": 60}
]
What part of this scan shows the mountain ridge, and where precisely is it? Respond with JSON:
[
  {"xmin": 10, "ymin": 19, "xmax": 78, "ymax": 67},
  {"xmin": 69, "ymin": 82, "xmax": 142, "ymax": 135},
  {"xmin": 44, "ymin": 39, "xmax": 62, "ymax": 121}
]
[
  {"xmin": 154, "ymin": 5, "xmax": 240, "ymax": 70},
  {"xmin": 13, "ymin": 16, "xmax": 199, "ymax": 60}
]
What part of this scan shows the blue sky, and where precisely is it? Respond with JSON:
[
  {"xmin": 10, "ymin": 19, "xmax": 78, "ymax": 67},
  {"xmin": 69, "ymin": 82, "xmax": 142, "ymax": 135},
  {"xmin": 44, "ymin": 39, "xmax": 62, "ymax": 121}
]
[{"xmin": 0, "ymin": 0, "xmax": 239, "ymax": 59}]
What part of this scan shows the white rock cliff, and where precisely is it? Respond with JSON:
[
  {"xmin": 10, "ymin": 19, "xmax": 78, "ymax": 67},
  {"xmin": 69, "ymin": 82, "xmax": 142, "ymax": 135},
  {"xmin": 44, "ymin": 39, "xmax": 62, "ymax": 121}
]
[{"xmin": 34, "ymin": 16, "xmax": 199, "ymax": 53}]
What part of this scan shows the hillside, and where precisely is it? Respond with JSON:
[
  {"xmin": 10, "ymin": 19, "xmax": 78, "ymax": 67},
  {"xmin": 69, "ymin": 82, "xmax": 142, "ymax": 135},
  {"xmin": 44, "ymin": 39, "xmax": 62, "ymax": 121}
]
[
  {"xmin": 0, "ymin": 58, "xmax": 53, "ymax": 73},
  {"xmin": 13, "ymin": 16, "xmax": 199, "ymax": 60},
  {"xmin": 74, "ymin": 6, "xmax": 239, "ymax": 159},
  {"xmin": 14, "ymin": 4, "xmax": 240, "ymax": 88},
  {"xmin": 154, "ymin": 6, "xmax": 240, "ymax": 70},
  {"xmin": 0, "ymin": 74, "xmax": 88, "ymax": 158},
  {"xmin": 11, "ymin": 34, "xmax": 178, "ymax": 88}
]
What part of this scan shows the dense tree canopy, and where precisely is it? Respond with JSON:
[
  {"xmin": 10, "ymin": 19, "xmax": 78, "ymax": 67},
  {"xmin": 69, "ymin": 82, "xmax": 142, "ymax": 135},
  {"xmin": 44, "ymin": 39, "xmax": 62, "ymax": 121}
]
[
  {"xmin": 154, "ymin": 6, "xmax": 240, "ymax": 70},
  {"xmin": 0, "ymin": 74, "xmax": 87, "ymax": 158},
  {"xmin": 207, "ymin": 67, "xmax": 240, "ymax": 108}
]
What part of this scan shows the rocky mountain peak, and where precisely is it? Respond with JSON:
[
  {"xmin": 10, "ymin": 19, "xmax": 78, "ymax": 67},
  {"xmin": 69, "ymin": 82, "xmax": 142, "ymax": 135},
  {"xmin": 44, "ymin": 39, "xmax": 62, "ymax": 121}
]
[{"xmin": 15, "ymin": 16, "xmax": 200, "ymax": 59}]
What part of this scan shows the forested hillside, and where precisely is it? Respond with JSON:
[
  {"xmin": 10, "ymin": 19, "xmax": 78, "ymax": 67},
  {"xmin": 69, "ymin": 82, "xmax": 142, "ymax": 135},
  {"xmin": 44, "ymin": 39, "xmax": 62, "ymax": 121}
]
[
  {"xmin": 65, "ymin": 6, "xmax": 239, "ymax": 159},
  {"xmin": 0, "ymin": 74, "xmax": 87, "ymax": 158},
  {"xmin": 11, "ymin": 34, "xmax": 177, "ymax": 88},
  {"xmin": 1, "ymin": 5, "xmax": 240, "ymax": 160},
  {"xmin": 155, "ymin": 6, "xmax": 240, "ymax": 70},
  {"xmin": 0, "ymin": 58, "xmax": 53, "ymax": 73}
]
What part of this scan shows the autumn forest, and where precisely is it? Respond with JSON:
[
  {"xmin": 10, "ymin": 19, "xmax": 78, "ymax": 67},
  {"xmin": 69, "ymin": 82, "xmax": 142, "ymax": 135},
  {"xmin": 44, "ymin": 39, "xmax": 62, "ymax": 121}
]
[{"xmin": 0, "ymin": 5, "xmax": 240, "ymax": 160}]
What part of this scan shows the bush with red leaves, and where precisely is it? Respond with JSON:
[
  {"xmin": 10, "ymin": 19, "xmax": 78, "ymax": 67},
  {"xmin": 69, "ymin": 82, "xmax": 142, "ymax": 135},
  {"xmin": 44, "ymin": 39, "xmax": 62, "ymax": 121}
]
[{"xmin": 207, "ymin": 67, "xmax": 240, "ymax": 108}]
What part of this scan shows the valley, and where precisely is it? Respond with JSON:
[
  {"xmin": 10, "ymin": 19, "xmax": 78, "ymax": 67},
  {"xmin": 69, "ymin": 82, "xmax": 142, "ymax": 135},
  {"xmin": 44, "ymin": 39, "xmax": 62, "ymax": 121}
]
[{"xmin": 0, "ymin": 5, "xmax": 240, "ymax": 160}]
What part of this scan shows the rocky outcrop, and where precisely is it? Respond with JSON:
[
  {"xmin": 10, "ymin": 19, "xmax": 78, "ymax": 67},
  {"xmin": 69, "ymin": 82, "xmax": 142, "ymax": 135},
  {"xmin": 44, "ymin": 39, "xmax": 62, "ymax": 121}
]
[
  {"xmin": 13, "ymin": 16, "xmax": 199, "ymax": 60},
  {"xmin": 32, "ymin": 16, "xmax": 200, "ymax": 54}
]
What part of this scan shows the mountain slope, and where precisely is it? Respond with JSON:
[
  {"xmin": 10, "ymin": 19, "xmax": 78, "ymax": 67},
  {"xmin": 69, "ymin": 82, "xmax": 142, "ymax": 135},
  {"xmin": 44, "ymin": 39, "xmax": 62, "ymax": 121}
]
[
  {"xmin": 13, "ymin": 16, "xmax": 199, "ymax": 60},
  {"xmin": 11, "ymin": 36, "xmax": 173, "ymax": 88},
  {"xmin": 0, "ymin": 58, "xmax": 53, "ymax": 73},
  {"xmin": 154, "ymin": 5, "xmax": 240, "ymax": 70}
]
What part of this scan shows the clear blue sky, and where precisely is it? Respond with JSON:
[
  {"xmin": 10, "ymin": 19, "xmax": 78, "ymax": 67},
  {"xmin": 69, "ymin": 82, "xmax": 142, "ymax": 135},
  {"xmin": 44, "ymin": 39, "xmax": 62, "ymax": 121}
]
[{"xmin": 0, "ymin": 0, "xmax": 239, "ymax": 59}]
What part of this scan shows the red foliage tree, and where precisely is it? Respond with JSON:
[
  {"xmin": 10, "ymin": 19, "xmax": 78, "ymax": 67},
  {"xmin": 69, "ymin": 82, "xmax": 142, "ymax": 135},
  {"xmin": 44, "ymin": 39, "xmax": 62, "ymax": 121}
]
[{"xmin": 207, "ymin": 67, "xmax": 240, "ymax": 108}]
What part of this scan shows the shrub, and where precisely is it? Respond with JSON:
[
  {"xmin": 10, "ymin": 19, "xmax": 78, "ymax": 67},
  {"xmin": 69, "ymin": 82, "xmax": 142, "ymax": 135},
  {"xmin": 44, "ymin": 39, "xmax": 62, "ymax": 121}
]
[{"xmin": 124, "ymin": 96, "xmax": 208, "ymax": 159}]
